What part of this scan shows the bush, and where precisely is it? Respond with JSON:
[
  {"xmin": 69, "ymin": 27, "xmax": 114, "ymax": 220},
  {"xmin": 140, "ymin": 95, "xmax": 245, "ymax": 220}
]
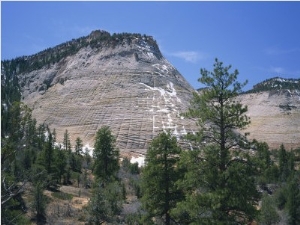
[
  {"xmin": 130, "ymin": 162, "xmax": 140, "ymax": 174},
  {"xmin": 259, "ymin": 194, "xmax": 280, "ymax": 225}
]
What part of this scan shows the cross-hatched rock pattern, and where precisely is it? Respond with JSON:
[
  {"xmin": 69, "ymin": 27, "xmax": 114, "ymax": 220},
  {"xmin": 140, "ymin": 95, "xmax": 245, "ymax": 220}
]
[
  {"xmin": 13, "ymin": 31, "xmax": 299, "ymax": 152},
  {"xmin": 19, "ymin": 32, "xmax": 197, "ymax": 153},
  {"xmin": 237, "ymin": 89, "xmax": 300, "ymax": 150}
]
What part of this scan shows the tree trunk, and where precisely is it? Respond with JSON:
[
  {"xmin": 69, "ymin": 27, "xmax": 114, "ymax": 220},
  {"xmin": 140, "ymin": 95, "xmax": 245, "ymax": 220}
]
[{"xmin": 164, "ymin": 149, "xmax": 170, "ymax": 225}]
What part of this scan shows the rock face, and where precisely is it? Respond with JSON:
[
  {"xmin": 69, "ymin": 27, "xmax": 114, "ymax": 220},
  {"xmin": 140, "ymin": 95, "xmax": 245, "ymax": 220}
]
[
  {"xmin": 3, "ymin": 31, "xmax": 299, "ymax": 152},
  {"xmin": 17, "ymin": 31, "xmax": 197, "ymax": 153},
  {"xmin": 237, "ymin": 79, "xmax": 300, "ymax": 150}
]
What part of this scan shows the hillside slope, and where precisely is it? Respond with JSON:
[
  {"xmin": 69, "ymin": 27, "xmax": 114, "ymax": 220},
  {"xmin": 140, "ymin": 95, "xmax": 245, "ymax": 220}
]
[
  {"xmin": 238, "ymin": 78, "xmax": 300, "ymax": 149},
  {"xmin": 2, "ymin": 31, "xmax": 299, "ymax": 151},
  {"xmin": 5, "ymin": 30, "xmax": 196, "ymax": 153}
]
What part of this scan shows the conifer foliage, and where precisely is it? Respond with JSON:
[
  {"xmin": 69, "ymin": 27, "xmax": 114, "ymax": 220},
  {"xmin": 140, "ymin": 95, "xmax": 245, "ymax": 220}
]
[
  {"xmin": 93, "ymin": 126, "xmax": 120, "ymax": 181},
  {"xmin": 87, "ymin": 126, "xmax": 123, "ymax": 224},
  {"xmin": 141, "ymin": 131, "xmax": 183, "ymax": 225},
  {"xmin": 2, "ymin": 55, "xmax": 300, "ymax": 224},
  {"xmin": 175, "ymin": 58, "xmax": 260, "ymax": 224}
]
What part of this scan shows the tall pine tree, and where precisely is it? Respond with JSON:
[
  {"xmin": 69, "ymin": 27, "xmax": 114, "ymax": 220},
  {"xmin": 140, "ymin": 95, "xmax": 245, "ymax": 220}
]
[
  {"xmin": 93, "ymin": 126, "xmax": 119, "ymax": 181},
  {"xmin": 287, "ymin": 175, "xmax": 300, "ymax": 225},
  {"xmin": 141, "ymin": 131, "xmax": 182, "ymax": 225},
  {"xmin": 43, "ymin": 127, "xmax": 53, "ymax": 174},
  {"xmin": 175, "ymin": 58, "xmax": 260, "ymax": 224},
  {"xmin": 75, "ymin": 137, "xmax": 83, "ymax": 155},
  {"xmin": 63, "ymin": 129, "xmax": 71, "ymax": 153}
]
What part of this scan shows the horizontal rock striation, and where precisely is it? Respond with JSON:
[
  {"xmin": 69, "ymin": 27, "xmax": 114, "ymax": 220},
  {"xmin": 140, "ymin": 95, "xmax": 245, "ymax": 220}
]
[
  {"xmin": 237, "ymin": 89, "xmax": 300, "ymax": 150},
  {"xmin": 3, "ymin": 31, "xmax": 299, "ymax": 151},
  {"xmin": 17, "ymin": 31, "xmax": 197, "ymax": 153}
]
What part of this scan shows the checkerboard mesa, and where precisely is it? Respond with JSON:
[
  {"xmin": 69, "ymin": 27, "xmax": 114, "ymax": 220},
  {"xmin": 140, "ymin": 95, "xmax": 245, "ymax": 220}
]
[
  {"xmin": 8, "ymin": 30, "xmax": 196, "ymax": 153},
  {"xmin": 2, "ymin": 31, "xmax": 299, "ymax": 152}
]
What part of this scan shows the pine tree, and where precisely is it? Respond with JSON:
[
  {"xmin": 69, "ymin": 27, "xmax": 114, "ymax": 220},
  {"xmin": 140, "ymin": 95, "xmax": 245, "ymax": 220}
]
[
  {"xmin": 93, "ymin": 126, "xmax": 119, "ymax": 181},
  {"xmin": 75, "ymin": 137, "xmax": 83, "ymax": 155},
  {"xmin": 252, "ymin": 140, "xmax": 278, "ymax": 184},
  {"xmin": 87, "ymin": 183, "xmax": 108, "ymax": 224},
  {"xmin": 54, "ymin": 148, "xmax": 67, "ymax": 184},
  {"xmin": 87, "ymin": 180, "xmax": 124, "ymax": 224},
  {"xmin": 141, "ymin": 131, "xmax": 182, "ymax": 225},
  {"xmin": 69, "ymin": 152, "xmax": 82, "ymax": 172},
  {"xmin": 63, "ymin": 129, "xmax": 71, "ymax": 153},
  {"xmin": 32, "ymin": 182, "xmax": 47, "ymax": 221},
  {"xmin": 52, "ymin": 128, "xmax": 57, "ymax": 146},
  {"xmin": 255, "ymin": 140, "xmax": 271, "ymax": 170},
  {"xmin": 279, "ymin": 144, "xmax": 289, "ymax": 181},
  {"xmin": 37, "ymin": 124, "xmax": 47, "ymax": 150},
  {"xmin": 287, "ymin": 175, "xmax": 300, "ymax": 225},
  {"xmin": 176, "ymin": 59, "xmax": 260, "ymax": 224},
  {"xmin": 277, "ymin": 145, "xmax": 295, "ymax": 184},
  {"xmin": 43, "ymin": 127, "xmax": 53, "ymax": 174}
]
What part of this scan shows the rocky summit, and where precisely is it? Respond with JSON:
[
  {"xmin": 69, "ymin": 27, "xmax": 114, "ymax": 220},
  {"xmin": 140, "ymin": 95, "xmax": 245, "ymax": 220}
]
[
  {"xmin": 14, "ymin": 30, "xmax": 197, "ymax": 153},
  {"xmin": 2, "ymin": 31, "xmax": 300, "ymax": 152}
]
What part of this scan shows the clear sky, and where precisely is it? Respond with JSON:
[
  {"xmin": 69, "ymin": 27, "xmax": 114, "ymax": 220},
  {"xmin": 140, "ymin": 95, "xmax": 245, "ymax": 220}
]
[{"xmin": 1, "ymin": 1, "xmax": 300, "ymax": 91}]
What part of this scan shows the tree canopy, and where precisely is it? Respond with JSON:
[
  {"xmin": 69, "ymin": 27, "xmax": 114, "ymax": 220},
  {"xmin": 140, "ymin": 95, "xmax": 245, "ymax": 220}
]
[
  {"xmin": 175, "ymin": 58, "xmax": 260, "ymax": 224},
  {"xmin": 93, "ymin": 126, "xmax": 119, "ymax": 181},
  {"xmin": 141, "ymin": 131, "xmax": 183, "ymax": 225}
]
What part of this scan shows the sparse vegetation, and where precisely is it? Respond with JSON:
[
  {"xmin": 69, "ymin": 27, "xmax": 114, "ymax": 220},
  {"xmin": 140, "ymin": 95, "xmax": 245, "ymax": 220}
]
[
  {"xmin": 51, "ymin": 192, "xmax": 73, "ymax": 201},
  {"xmin": 1, "ymin": 30, "xmax": 157, "ymax": 77},
  {"xmin": 244, "ymin": 77, "xmax": 300, "ymax": 93}
]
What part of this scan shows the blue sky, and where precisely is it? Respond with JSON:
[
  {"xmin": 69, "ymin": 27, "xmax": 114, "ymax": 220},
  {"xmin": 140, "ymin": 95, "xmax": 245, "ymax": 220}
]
[{"xmin": 2, "ymin": 1, "xmax": 300, "ymax": 91}]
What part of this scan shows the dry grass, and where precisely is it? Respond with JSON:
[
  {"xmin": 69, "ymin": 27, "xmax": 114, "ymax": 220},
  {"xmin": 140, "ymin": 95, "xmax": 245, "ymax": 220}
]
[{"xmin": 44, "ymin": 184, "xmax": 91, "ymax": 225}]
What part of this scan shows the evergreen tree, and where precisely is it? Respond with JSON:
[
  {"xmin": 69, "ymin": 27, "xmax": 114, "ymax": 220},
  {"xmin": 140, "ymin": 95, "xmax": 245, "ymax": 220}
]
[
  {"xmin": 43, "ymin": 127, "xmax": 53, "ymax": 174},
  {"xmin": 176, "ymin": 59, "xmax": 260, "ymax": 224},
  {"xmin": 104, "ymin": 181, "xmax": 124, "ymax": 216},
  {"xmin": 36, "ymin": 123, "xmax": 49, "ymax": 151},
  {"xmin": 87, "ymin": 180, "xmax": 124, "ymax": 224},
  {"xmin": 69, "ymin": 152, "xmax": 82, "ymax": 172},
  {"xmin": 63, "ymin": 129, "xmax": 71, "ymax": 153},
  {"xmin": 187, "ymin": 58, "xmax": 250, "ymax": 153},
  {"xmin": 75, "ymin": 137, "xmax": 83, "ymax": 155},
  {"xmin": 32, "ymin": 182, "xmax": 47, "ymax": 222},
  {"xmin": 254, "ymin": 140, "xmax": 271, "ymax": 170},
  {"xmin": 279, "ymin": 144, "xmax": 288, "ymax": 181},
  {"xmin": 52, "ymin": 128, "xmax": 57, "ymax": 146},
  {"xmin": 0, "ymin": 96, "xmax": 50, "ymax": 223},
  {"xmin": 83, "ymin": 147, "xmax": 92, "ymax": 169},
  {"xmin": 141, "ymin": 131, "xmax": 182, "ymax": 225},
  {"xmin": 287, "ymin": 175, "xmax": 300, "ymax": 225},
  {"xmin": 287, "ymin": 151, "xmax": 295, "ymax": 177},
  {"xmin": 93, "ymin": 126, "xmax": 119, "ymax": 181},
  {"xmin": 252, "ymin": 140, "xmax": 278, "ymax": 184},
  {"xmin": 87, "ymin": 183, "xmax": 108, "ymax": 224},
  {"xmin": 23, "ymin": 110, "xmax": 37, "ymax": 148},
  {"xmin": 259, "ymin": 194, "xmax": 280, "ymax": 225},
  {"xmin": 5, "ymin": 102, "xmax": 22, "ymax": 142},
  {"xmin": 53, "ymin": 148, "xmax": 67, "ymax": 184}
]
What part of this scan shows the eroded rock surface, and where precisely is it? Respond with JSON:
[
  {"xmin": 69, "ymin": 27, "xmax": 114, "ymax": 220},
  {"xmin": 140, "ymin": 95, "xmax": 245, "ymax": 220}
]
[
  {"xmin": 237, "ymin": 89, "xmax": 300, "ymax": 150},
  {"xmin": 19, "ymin": 31, "xmax": 197, "ymax": 153},
  {"xmin": 5, "ymin": 31, "xmax": 299, "ymax": 152}
]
